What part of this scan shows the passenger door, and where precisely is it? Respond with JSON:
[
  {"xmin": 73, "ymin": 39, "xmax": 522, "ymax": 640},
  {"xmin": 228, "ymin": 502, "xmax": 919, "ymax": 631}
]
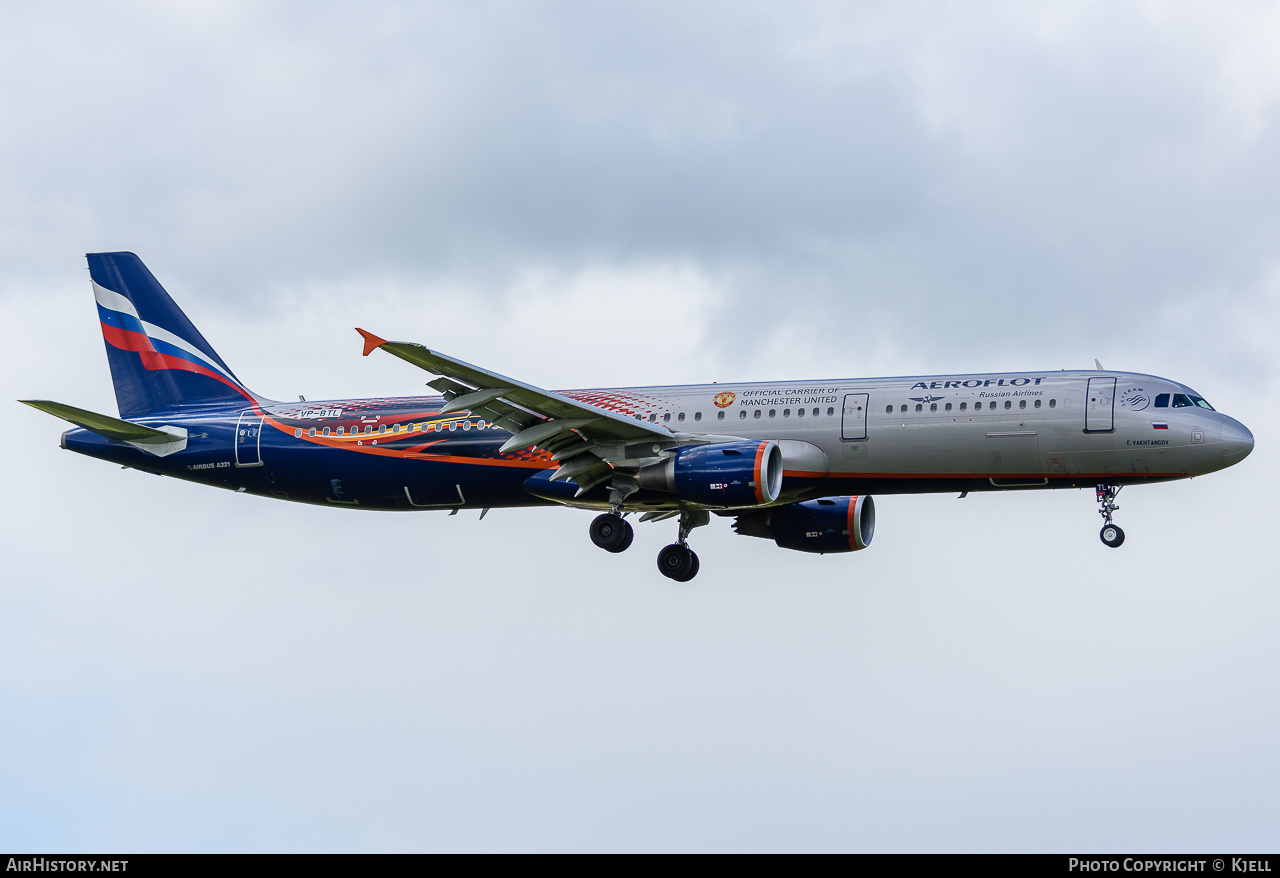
[
  {"xmin": 1085, "ymin": 377, "xmax": 1116, "ymax": 433},
  {"xmin": 235, "ymin": 410, "xmax": 264, "ymax": 467},
  {"xmin": 841, "ymin": 393, "xmax": 869, "ymax": 440}
]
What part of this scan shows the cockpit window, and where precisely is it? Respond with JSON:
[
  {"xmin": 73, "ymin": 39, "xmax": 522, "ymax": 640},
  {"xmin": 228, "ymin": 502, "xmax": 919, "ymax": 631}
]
[
  {"xmin": 1154, "ymin": 393, "xmax": 1169, "ymax": 408},
  {"xmin": 1190, "ymin": 396, "xmax": 1215, "ymax": 410},
  {"xmin": 1172, "ymin": 394, "xmax": 1194, "ymax": 408}
]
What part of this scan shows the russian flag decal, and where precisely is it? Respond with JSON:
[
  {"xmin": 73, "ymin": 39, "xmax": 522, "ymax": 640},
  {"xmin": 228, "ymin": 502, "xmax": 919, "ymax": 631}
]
[{"xmin": 1153, "ymin": 422, "xmax": 1169, "ymax": 430}]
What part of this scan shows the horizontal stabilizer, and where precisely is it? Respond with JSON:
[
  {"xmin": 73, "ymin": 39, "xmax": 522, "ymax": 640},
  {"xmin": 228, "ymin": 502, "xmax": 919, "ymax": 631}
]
[{"xmin": 21, "ymin": 400, "xmax": 172, "ymax": 442}]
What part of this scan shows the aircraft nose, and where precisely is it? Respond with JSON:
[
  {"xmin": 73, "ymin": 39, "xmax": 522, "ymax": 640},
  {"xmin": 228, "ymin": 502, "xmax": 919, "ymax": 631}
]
[{"xmin": 1222, "ymin": 418, "xmax": 1254, "ymax": 466}]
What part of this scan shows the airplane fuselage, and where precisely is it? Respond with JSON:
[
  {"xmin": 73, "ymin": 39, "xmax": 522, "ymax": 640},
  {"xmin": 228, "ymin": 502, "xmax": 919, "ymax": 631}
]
[{"xmin": 60, "ymin": 369, "xmax": 1253, "ymax": 512}]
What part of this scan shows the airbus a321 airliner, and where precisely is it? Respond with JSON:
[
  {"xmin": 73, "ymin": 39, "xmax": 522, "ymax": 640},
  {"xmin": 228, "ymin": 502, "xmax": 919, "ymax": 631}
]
[{"xmin": 23, "ymin": 253, "xmax": 1254, "ymax": 581}]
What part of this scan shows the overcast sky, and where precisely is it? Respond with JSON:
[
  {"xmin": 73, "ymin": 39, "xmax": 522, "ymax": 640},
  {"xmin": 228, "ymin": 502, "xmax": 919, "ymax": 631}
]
[{"xmin": 2, "ymin": 1, "xmax": 1277, "ymax": 852}]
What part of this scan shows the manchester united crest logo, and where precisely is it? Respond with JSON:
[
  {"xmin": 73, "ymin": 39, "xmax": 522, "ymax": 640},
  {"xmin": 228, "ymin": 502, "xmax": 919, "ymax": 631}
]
[{"xmin": 713, "ymin": 391, "xmax": 736, "ymax": 408}]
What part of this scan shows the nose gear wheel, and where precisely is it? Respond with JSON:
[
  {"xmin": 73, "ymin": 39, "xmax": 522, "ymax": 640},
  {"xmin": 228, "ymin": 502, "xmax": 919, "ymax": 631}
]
[{"xmin": 1095, "ymin": 484, "xmax": 1125, "ymax": 548}]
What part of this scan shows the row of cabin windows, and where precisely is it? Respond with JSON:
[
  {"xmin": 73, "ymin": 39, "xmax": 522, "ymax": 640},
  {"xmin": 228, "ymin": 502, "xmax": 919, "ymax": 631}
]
[
  {"xmin": 886, "ymin": 399, "xmax": 1058, "ymax": 414},
  {"xmin": 295, "ymin": 420, "xmax": 488, "ymax": 438},
  {"xmin": 643, "ymin": 407, "xmax": 837, "ymax": 424}
]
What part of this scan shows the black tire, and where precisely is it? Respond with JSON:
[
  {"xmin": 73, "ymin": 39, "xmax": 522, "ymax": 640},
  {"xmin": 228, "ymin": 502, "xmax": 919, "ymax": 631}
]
[
  {"xmin": 590, "ymin": 513, "xmax": 629, "ymax": 552},
  {"xmin": 657, "ymin": 543, "xmax": 694, "ymax": 580},
  {"xmin": 615, "ymin": 520, "xmax": 635, "ymax": 553},
  {"xmin": 675, "ymin": 551, "xmax": 700, "ymax": 582},
  {"xmin": 1100, "ymin": 524, "xmax": 1126, "ymax": 548}
]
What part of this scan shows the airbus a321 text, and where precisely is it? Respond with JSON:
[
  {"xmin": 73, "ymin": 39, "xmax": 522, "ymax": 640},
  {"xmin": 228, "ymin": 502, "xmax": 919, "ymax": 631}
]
[{"xmin": 23, "ymin": 253, "xmax": 1255, "ymax": 581}]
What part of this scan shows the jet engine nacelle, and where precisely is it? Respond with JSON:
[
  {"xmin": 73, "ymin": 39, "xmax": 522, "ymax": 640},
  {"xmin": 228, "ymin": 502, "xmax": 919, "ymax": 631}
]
[
  {"xmin": 637, "ymin": 440, "xmax": 783, "ymax": 507},
  {"xmin": 733, "ymin": 495, "xmax": 876, "ymax": 553}
]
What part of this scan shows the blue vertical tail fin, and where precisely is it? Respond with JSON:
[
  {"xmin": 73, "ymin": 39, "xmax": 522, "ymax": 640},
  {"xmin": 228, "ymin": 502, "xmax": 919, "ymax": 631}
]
[{"xmin": 88, "ymin": 252, "xmax": 258, "ymax": 418}]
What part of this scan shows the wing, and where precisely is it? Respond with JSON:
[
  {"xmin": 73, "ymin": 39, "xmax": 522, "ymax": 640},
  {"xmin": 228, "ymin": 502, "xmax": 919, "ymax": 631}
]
[{"xmin": 356, "ymin": 329, "xmax": 738, "ymax": 496}]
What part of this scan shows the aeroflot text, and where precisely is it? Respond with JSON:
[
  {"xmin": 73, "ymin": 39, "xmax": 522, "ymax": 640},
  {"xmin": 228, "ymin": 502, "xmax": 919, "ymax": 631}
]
[{"xmin": 910, "ymin": 377, "xmax": 1045, "ymax": 390}]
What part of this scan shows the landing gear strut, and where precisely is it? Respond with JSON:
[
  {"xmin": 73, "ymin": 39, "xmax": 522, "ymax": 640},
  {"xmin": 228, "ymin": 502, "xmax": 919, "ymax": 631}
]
[
  {"xmin": 1096, "ymin": 484, "xmax": 1125, "ymax": 548},
  {"xmin": 657, "ymin": 509, "xmax": 708, "ymax": 582},
  {"xmin": 589, "ymin": 512, "xmax": 634, "ymax": 553}
]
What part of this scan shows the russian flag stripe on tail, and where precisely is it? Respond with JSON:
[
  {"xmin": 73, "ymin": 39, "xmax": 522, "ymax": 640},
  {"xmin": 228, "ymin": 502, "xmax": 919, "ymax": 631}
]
[{"xmin": 87, "ymin": 252, "xmax": 259, "ymax": 418}]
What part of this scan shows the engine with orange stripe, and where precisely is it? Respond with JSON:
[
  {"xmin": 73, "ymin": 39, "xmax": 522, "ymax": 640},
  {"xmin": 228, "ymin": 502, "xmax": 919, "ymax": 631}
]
[
  {"xmin": 635, "ymin": 440, "xmax": 783, "ymax": 508},
  {"xmin": 732, "ymin": 495, "xmax": 876, "ymax": 553}
]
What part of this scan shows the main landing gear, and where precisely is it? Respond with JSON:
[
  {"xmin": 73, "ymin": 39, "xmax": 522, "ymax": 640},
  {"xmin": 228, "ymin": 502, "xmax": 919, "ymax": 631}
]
[
  {"xmin": 588, "ymin": 507, "xmax": 709, "ymax": 582},
  {"xmin": 1096, "ymin": 484, "xmax": 1125, "ymax": 548},
  {"xmin": 589, "ymin": 512, "xmax": 634, "ymax": 553},
  {"xmin": 657, "ymin": 509, "xmax": 709, "ymax": 583}
]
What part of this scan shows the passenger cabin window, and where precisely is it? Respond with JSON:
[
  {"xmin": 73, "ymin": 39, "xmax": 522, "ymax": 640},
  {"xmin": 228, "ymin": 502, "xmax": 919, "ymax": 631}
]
[
  {"xmin": 754, "ymin": 410, "xmax": 761, "ymax": 419},
  {"xmin": 1154, "ymin": 394, "xmax": 1169, "ymax": 407},
  {"xmin": 827, "ymin": 407, "xmax": 834, "ymax": 416},
  {"xmin": 945, "ymin": 403, "xmax": 952, "ymax": 411},
  {"xmin": 740, "ymin": 411, "xmax": 746, "ymax": 419},
  {"xmin": 677, "ymin": 412, "xmax": 685, "ymax": 422},
  {"xmin": 768, "ymin": 409, "xmax": 776, "ymax": 418},
  {"xmin": 915, "ymin": 404, "xmax": 923, "ymax": 412},
  {"xmin": 960, "ymin": 402, "xmax": 967, "ymax": 411},
  {"xmin": 783, "ymin": 409, "xmax": 791, "ymax": 417},
  {"xmin": 694, "ymin": 412, "xmax": 702, "ymax": 421},
  {"xmin": 812, "ymin": 408, "xmax": 819, "ymax": 417},
  {"xmin": 975, "ymin": 402, "xmax": 982, "ymax": 411},
  {"xmin": 930, "ymin": 403, "xmax": 937, "ymax": 412},
  {"xmin": 900, "ymin": 404, "xmax": 907, "ymax": 413},
  {"xmin": 322, "ymin": 427, "xmax": 330, "ymax": 436},
  {"xmin": 294, "ymin": 428, "xmax": 302, "ymax": 438},
  {"xmin": 1173, "ymin": 394, "xmax": 1193, "ymax": 408},
  {"xmin": 717, "ymin": 411, "xmax": 725, "ymax": 420},
  {"xmin": 797, "ymin": 408, "xmax": 804, "ymax": 417},
  {"xmin": 1034, "ymin": 400, "xmax": 1041, "ymax": 409},
  {"xmin": 1004, "ymin": 400, "xmax": 1012, "ymax": 410},
  {"xmin": 1019, "ymin": 400, "xmax": 1026, "ymax": 409},
  {"xmin": 664, "ymin": 413, "xmax": 671, "ymax": 422},
  {"xmin": 308, "ymin": 427, "xmax": 316, "ymax": 437},
  {"xmin": 1049, "ymin": 399, "xmax": 1056, "ymax": 408},
  {"xmin": 886, "ymin": 405, "xmax": 893, "ymax": 414}
]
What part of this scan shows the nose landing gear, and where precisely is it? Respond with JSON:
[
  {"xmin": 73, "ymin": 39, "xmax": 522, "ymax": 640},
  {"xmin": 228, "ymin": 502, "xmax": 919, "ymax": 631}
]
[
  {"xmin": 1096, "ymin": 484, "xmax": 1125, "ymax": 548},
  {"xmin": 657, "ymin": 508, "xmax": 709, "ymax": 582}
]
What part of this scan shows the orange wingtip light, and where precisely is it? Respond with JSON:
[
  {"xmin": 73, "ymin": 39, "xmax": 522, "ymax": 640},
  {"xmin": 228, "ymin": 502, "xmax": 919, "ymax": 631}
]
[{"xmin": 356, "ymin": 328, "xmax": 388, "ymax": 357}]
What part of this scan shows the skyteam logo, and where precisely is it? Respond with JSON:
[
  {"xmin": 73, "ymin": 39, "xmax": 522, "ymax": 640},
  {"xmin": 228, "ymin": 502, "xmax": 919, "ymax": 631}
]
[{"xmin": 1120, "ymin": 386, "xmax": 1151, "ymax": 411}]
